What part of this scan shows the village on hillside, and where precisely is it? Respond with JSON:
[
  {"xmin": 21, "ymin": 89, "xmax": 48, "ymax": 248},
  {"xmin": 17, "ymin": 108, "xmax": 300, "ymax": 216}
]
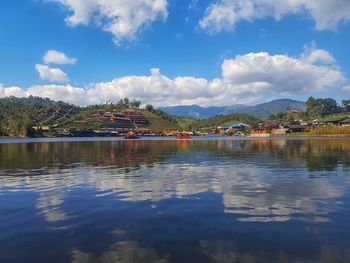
[
  {"xmin": 31, "ymin": 108, "xmax": 350, "ymax": 138},
  {"xmin": 1, "ymin": 96, "xmax": 350, "ymax": 138}
]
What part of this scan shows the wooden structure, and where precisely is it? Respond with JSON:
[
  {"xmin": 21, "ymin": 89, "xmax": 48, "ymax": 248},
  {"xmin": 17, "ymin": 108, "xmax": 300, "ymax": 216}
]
[
  {"xmin": 123, "ymin": 110, "xmax": 149, "ymax": 125},
  {"xmin": 286, "ymin": 125, "xmax": 307, "ymax": 133},
  {"xmin": 176, "ymin": 131, "xmax": 191, "ymax": 139},
  {"xmin": 339, "ymin": 117, "xmax": 350, "ymax": 126}
]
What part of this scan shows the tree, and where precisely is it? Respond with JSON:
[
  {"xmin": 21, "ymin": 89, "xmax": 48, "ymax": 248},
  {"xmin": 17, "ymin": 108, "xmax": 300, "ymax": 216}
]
[
  {"xmin": 123, "ymin": 97, "xmax": 130, "ymax": 108},
  {"xmin": 130, "ymin": 99, "xmax": 141, "ymax": 108},
  {"xmin": 285, "ymin": 113, "xmax": 295, "ymax": 125},
  {"xmin": 342, "ymin": 100, "xmax": 350, "ymax": 112},
  {"xmin": 270, "ymin": 112, "xmax": 284, "ymax": 120},
  {"xmin": 306, "ymin": 97, "xmax": 339, "ymax": 117},
  {"xmin": 145, "ymin": 104, "xmax": 154, "ymax": 112},
  {"xmin": 116, "ymin": 99, "xmax": 124, "ymax": 108},
  {"xmin": 322, "ymin": 98, "xmax": 338, "ymax": 115},
  {"xmin": 306, "ymin": 96, "xmax": 322, "ymax": 117}
]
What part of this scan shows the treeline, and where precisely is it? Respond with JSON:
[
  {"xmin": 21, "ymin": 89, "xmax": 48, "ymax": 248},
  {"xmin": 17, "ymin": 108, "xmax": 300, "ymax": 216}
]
[
  {"xmin": 0, "ymin": 96, "xmax": 49, "ymax": 136},
  {"xmin": 2, "ymin": 95, "xmax": 350, "ymax": 137},
  {"xmin": 0, "ymin": 96, "xmax": 175, "ymax": 137},
  {"xmin": 193, "ymin": 113, "xmax": 260, "ymax": 130},
  {"xmin": 83, "ymin": 97, "xmax": 141, "ymax": 112},
  {"xmin": 0, "ymin": 96, "xmax": 77, "ymax": 137},
  {"xmin": 269, "ymin": 97, "xmax": 350, "ymax": 124},
  {"xmin": 306, "ymin": 97, "xmax": 350, "ymax": 117},
  {"xmin": 269, "ymin": 111, "xmax": 307, "ymax": 125},
  {"xmin": 145, "ymin": 104, "xmax": 178, "ymax": 124}
]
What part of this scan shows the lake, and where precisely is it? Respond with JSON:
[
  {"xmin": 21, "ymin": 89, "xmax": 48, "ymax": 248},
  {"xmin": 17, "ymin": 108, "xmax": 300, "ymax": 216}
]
[{"xmin": 0, "ymin": 138, "xmax": 350, "ymax": 263}]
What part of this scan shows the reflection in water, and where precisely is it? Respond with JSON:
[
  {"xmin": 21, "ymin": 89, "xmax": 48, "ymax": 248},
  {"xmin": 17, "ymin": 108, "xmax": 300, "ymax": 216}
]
[
  {"xmin": 72, "ymin": 241, "xmax": 169, "ymax": 263},
  {"xmin": 200, "ymin": 240, "xmax": 350, "ymax": 263},
  {"xmin": 0, "ymin": 139, "xmax": 350, "ymax": 263},
  {"xmin": 1, "ymin": 140, "xmax": 348, "ymax": 223},
  {"xmin": 36, "ymin": 192, "xmax": 70, "ymax": 223},
  {"xmin": 1, "ymin": 139, "xmax": 350, "ymax": 172}
]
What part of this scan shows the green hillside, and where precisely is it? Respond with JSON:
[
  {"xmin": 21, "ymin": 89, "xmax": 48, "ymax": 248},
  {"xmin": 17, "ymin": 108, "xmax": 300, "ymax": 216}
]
[
  {"xmin": 193, "ymin": 113, "xmax": 260, "ymax": 131},
  {"xmin": 140, "ymin": 110, "xmax": 180, "ymax": 131},
  {"xmin": 0, "ymin": 96, "xmax": 184, "ymax": 137},
  {"xmin": 318, "ymin": 113, "xmax": 350, "ymax": 122},
  {"xmin": 0, "ymin": 96, "xmax": 78, "ymax": 137}
]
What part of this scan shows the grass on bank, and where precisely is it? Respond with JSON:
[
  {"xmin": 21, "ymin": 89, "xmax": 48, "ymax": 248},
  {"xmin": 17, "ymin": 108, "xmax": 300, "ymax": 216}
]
[{"xmin": 319, "ymin": 113, "xmax": 350, "ymax": 122}]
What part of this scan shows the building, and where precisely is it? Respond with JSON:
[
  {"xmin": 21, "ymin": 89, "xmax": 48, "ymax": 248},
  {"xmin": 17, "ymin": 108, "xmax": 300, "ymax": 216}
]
[
  {"xmin": 89, "ymin": 113, "xmax": 111, "ymax": 122},
  {"xmin": 312, "ymin": 119, "xmax": 321, "ymax": 126},
  {"xmin": 86, "ymin": 110, "xmax": 150, "ymax": 129},
  {"xmin": 249, "ymin": 131, "xmax": 271, "ymax": 137},
  {"xmin": 258, "ymin": 121, "xmax": 280, "ymax": 132},
  {"xmin": 339, "ymin": 117, "xmax": 350, "ymax": 126},
  {"xmin": 115, "ymin": 116, "xmax": 134, "ymax": 129},
  {"xmin": 286, "ymin": 125, "xmax": 307, "ymax": 133},
  {"xmin": 123, "ymin": 110, "xmax": 149, "ymax": 125},
  {"xmin": 32, "ymin": 126, "xmax": 50, "ymax": 131},
  {"xmin": 272, "ymin": 128, "xmax": 289, "ymax": 135},
  {"xmin": 217, "ymin": 123, "xmax": 250, "ymax": 131}
]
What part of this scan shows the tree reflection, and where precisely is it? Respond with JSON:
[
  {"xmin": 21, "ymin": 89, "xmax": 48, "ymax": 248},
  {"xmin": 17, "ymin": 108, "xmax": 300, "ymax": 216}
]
[
  {"xmin": 1, "ymin": 139, "xmax": 350, "ymax": 263},
  {"xmin": 1, "ymin": 139, "xmax": 350, "ymax": 173}
]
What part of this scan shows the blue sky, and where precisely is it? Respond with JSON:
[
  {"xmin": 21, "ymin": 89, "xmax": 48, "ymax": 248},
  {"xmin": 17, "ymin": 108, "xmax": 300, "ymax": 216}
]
[{"xmin": 0, "ymin": 0, "xmax": 350, "ymax": 106}]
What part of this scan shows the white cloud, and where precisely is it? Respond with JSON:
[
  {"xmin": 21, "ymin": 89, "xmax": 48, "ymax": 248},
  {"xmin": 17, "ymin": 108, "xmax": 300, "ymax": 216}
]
[
  {"xmin": 49, "ymin": 0, "xmax": 168, "ymax": 44},
  {"xmin": 0, "ymin": 85, "xmax": 28, "ymax": 98},
  {"xmin": 35, "ymin": 64, "xmax": 69, "ymax": 83},
  {"xmin": 301, "ymin": 42, "xmax": 337, "ymax": 65},
  {"xmin": 2, "ymin": 47, "xmax": 347, "ymax": 106},
  {"xmin": 28, "ymin": 84, "xmax": 85, "ymax": 104},
  {"xmin": 199, "ymin": 0, "xmax": 350, "ymax": 33},
  {"xmin": 220, "ymin": 51, "xmax": 344, "ymax": 96},
  {"xmin": 43, "ymin": 50, "xmax": 77, "ymax": 65},
  {"xmin": 342, "ymin": 85, "xmax": 350, "ymax": 93},
  {"xmin": 302, "ymin": 49, "xmax": 336, "ymax": 65}
]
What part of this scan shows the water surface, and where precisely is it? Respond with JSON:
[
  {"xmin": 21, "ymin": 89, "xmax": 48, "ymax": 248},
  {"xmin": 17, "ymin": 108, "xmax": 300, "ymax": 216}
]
[{"xmin": 0, "ymin": 138, "xmax": 350, "ymax": 262}]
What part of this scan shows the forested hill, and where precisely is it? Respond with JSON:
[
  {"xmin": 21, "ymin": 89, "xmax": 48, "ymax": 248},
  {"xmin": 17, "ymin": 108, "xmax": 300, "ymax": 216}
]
[
  {"xmin": 1, "ymin": 95, "xmax": 349, "ymax": 137},
  {"xmin": 191, "ymin": 113, "xmax": 260, "ymax": 130},
  {"xmin": 0, "ymin": 96, "xmax": 78, "ymax": 136},
  {"xmin": 0, "ymin": 96, "xmax": 180, "ymax": 137}
]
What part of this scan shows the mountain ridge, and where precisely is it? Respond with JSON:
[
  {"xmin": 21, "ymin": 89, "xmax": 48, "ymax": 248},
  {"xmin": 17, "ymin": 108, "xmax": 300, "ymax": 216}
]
[{"xmin": 159, "ymin": 99, "xmax": 306, "ymax": 119}]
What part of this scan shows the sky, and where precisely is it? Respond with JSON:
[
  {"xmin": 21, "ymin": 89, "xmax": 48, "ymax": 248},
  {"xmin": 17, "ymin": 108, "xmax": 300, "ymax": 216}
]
[{"xmin": 0, "ymin": 0, "xmax": 350, "ymax": 107}]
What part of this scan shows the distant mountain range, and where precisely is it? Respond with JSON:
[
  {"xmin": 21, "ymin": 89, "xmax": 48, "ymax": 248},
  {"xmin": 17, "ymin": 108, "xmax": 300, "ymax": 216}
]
[{"xmin": 159, "ymin": 99, "xmax": 307, "ymax": 118}]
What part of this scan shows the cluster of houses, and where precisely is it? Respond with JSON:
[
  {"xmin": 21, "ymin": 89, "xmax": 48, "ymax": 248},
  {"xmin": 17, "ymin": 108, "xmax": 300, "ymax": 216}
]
[
  {"xmin": 252, "ymin": 116, "xmax": 350, "ymax": 137},
  {"xmin": 30, "ymin": 109, "xmax": 350, "ymax": 137},
  {"xmin": 86, "ymin": 110, "xmax": 150, "ymax": 129},
  {"xmin": 32, "ymin": 110, "xmax": 154, "ymax": 137},
  {"xmin": 33, "ymin": 107, "xmax": 74, "ymax": 126},
  {"xmin": 215, "ymin": 116, "xmax": 350, "ymax": 137},
  {"xmin": 312, "ymin": 117, "xmax": 350, "ymax": 126},
  {"xmin": 251, "ymin": 122, "xmax": 308, "ymax": 137},
  {"xmin": 73, "ymin": 109, "xmax": 153, "ymax": 135},
  {"xmin": 216, "ymin": 123, "xmax": 251, "ymax": 136},
  {"xmin": 215, "ymin": 121, "xmax": 306, "ymax": 136}
]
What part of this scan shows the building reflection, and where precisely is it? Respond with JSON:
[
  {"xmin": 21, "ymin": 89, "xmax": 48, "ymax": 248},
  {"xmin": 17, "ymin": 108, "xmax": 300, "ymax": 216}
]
[{"xmin": 1, "ymin": 139, "xmax": 350, "ymax": 172}]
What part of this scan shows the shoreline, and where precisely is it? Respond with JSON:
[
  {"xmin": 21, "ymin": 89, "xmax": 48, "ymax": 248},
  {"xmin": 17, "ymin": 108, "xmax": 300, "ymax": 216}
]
[
  {"xmin": 1, "ymin": 134, "xmax": 350, "ymax": 144},
  {"xmin": 2, "ymin": 133, "xmax": 350, "ymax": 140}
]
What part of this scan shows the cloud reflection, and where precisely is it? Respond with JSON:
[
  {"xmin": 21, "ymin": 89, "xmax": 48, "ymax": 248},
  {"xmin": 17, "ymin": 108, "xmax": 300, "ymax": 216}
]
[
  {"xmin": 199, "ymin": 240, "xmax": 350, "ymax": 263},
  {"xmin": 36, "ymin": 193, "xmax": 70, "ymax": 223},
  {"xmin": 71, "ymin": 241, "xmax": 169, "ymax": 263},
  {"xmin": 0, "ymin": 139, "xmax": 349, "ymax": 224}
]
